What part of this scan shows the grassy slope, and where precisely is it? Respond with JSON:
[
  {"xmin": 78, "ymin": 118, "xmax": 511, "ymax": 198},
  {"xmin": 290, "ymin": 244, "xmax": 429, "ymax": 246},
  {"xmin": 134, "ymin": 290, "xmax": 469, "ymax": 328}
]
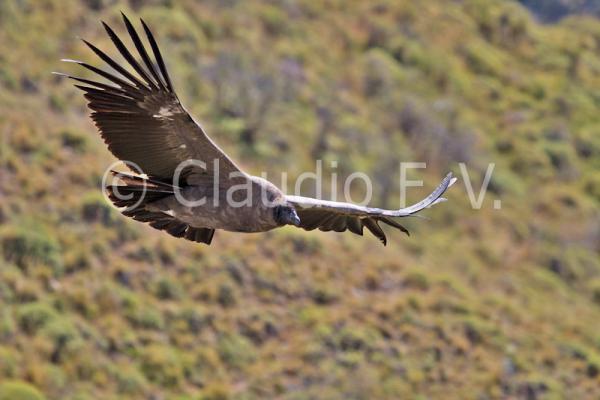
[{"xmin": 0, "ymin": 0, "xmax": 599, "ymax": 399}]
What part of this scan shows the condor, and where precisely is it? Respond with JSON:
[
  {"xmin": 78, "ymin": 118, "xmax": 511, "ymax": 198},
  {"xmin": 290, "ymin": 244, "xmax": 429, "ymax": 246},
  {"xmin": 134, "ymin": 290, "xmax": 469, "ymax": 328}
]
[{"xmin": 57, "ymin": 13, "xmax": 456, "ymax": 246}]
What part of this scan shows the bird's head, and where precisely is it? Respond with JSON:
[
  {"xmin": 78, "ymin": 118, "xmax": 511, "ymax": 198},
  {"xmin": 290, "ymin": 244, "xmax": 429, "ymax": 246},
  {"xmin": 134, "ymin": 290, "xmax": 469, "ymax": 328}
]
[{"xmin": 273, "ymin": 204, "xmax": 301, "ymax": 227}]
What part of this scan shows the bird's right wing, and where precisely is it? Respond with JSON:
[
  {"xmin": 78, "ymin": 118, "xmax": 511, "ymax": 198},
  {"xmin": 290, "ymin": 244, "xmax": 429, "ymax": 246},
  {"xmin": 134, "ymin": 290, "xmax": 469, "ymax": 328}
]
[
  {"xmin": 286, "ymin": 172, "xmax": 457, "ymax": 245},
  {"xmin": 57, "ymin": 13, "xmax": 244, "ymax": 182}
]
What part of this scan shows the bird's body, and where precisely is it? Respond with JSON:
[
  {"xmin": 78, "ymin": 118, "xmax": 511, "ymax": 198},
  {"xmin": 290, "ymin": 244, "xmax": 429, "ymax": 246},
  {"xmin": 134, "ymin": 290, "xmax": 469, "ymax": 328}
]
[
  {"xmin": 58, "ymin": 13, "xmax": 456, "ymax": 246},
  {"xmin": 145, "ymin": 175, "xmax": 287, "ymax": 233}
]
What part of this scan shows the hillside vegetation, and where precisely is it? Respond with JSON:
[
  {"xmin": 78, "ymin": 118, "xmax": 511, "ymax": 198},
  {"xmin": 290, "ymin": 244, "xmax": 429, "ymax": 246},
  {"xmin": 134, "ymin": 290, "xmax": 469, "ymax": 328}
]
[{"xmin": 0, "ymin": 0, "xmax": 599, "ymax": 399}]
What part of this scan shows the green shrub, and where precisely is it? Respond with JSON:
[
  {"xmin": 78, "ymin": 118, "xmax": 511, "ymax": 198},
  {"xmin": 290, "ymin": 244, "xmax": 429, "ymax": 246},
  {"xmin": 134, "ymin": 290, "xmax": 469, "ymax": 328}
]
[
  {"xmin": 127, "ymin": 307, "xmax": 165, "ymax": 331},
  {"xmin": 17, "ymin": 302, "xmax": 58, "ymax": 335},
  {"xmin": 462, "ymin": 41, "xmax": 506, "ymax": 77},
  {"xmin": 362, "ymin": 48, "xmax": 405, "ymax": 97},
  {"xmin": 59, "ymin": 129, "xmax": 87, "ymax": 152},
  {"xmin": 80, "ymin": 193, "xmax": 114, "ymax": 226},
  {"xmin": 0, "ymin": 310, "xmax": 16, "ymax": 339},
  {"xmin": 200, "ymin": 383, "xmax": 232, "ymax": 400},
  {"xmin": 217, "ymin": 333, "xmax": 256, "ymax": 368},
  {"xmin": 178, "ymin": 307, "xmax": 207, "ymax": 334},
  {"xmin": 403, "ymin": 269, "xmax": 430, "ymax": 290},
  {"xmin": 1, "ymin": 226, "xmax": 62, "ymax": 275},
  {"xmin": 154, "ymin": 277, "xmax": 184, "ymax": 301},
  {"xmin": 0, "ymin": 347, "xmax": 18, "ymax": 376},
  {"xmin": 590, "ymin": 279, "xmax": 600, "ymax": 305},
  {"xmin": 327, "ymin": 326, "xmax": 379, "ymax": 352},
  {"xmin": 41, "ymin": 318, "xmax": 81, "ymax": 362},
  {"xmin": 259, "ymin": 4, "xmax": 288, "ymax": 36},
  {"xmin": 0, "ymin": 381, "xmax": 45, "ymax": 400},
  {"xmin": 111, "ymin": 364, "xmax": 148, "ymax": 395},
  {"xmin": 216, "ymin": 284, "xmax": 236, "ymax": 307},
  {"xmin": 542, "ymin": 141, "xmax": 579, "ymax": 179},
  {"xmin": 584, "ymin": 174, "xmax": 600, "ymax": 202},
  {"xmin": 140, "ymin": 345, "xmax": 183, "ymax": 387}
]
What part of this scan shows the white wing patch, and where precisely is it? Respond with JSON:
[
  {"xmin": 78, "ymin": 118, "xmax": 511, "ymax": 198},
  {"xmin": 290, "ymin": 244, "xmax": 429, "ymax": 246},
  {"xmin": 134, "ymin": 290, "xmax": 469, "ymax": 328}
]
[{"xmin": 153, "ymin": 106, "xmax": 177, "ymax": 119}]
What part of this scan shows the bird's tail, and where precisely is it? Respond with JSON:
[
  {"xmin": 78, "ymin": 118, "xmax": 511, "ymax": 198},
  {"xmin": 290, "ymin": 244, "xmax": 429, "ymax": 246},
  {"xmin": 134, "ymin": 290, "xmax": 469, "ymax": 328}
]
[
  {"xmin": 104, "ymin": 171, "xmax": 215, "ymax": 245},
  {"xmin": 105, "ymin": 170, "xmax": 175, "ymax": 210}
]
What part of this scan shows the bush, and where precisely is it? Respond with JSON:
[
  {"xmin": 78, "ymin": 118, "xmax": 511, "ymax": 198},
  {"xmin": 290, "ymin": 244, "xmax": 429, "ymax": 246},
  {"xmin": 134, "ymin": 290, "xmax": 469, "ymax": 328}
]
[
  {"xmin": 41, "ymin": 318, "xmax": 81, "ymax": 363},
  {"xmin": 462, "ymin": 40, "xmax": 506, "ymax": 77},
  {"xmin": 259, "ymin": 4, "xmax": 288, "ymax": 36},
  {"xmin": 80, "ymin": 193, "xmax": 114, "ymax": 226},
  {"xmin": 0, "ymin": 347, "xmax": 18, "ymax": 376},
  {"xmin": 217, "ymin": 333, "xmax": 256, "ymax": 368},
  {"xmin": 0, "ymin": 310, "xmax": 16, "ymax": 340},
  {"xmin": 588, "ymin": 279, "xmax": 600, "ymax": 305},
  {"xmin": 362, "ymin": 48, "xmax": 404, "ymax": 98},
  {"xmin": 0, "ymin": 381, "xmax": 45, "ymax": 400},
  {"xmin": 1, "ymin": 226, "xmax": 62, "ymax": 275},
  {"xmin": 127, "ymin": 307, "xmax": 165, "ymax": 331},
  {"xmin": 59, "ymin": 129, "xmax": 87, "ymax": 153},
  {"xmin": 200, "ymin": 383, "xmax": 232, "ymax": 400},
  {"xmin": 216, "ymin": 284, "xmax": 236, "ymax": 307},
  {"xmin": 326, "ymin": 326, "xmax": 379, "ymax": 352},
  {"xmin": 154, "ymin": 277, "xmax": 183, "ymax": 301},
  {"xmin": 403, "ymin": 270, "xmax": 430, "ymax": 290},
  {"xmin": 17, "ymin": 302, "xmax": 58, "ymax": 335},
  {"xmin": 140, "ymin": 345, "xmax": 183, "ymax": 387},
  {"xmin": 111, "ymin": 364, "xmax": 148, "ymax": 395}
]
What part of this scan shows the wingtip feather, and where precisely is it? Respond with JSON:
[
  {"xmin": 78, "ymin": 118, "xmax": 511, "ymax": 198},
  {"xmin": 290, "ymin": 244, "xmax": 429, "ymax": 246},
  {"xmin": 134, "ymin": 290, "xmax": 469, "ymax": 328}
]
[{"xmin": 120, "ymin": 11, "xmax": 132, "ymax": 25}]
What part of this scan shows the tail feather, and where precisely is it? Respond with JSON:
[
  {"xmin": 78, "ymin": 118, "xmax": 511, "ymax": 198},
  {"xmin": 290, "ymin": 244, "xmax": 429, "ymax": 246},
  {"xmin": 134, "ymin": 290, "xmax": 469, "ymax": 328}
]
[
  {"xmin": 110, "ymin": 170, "xmax": 175, "ymax": 190},
  {"xmin": 105, "ymin": 172, "xmax": 215, "ymax": 245}
]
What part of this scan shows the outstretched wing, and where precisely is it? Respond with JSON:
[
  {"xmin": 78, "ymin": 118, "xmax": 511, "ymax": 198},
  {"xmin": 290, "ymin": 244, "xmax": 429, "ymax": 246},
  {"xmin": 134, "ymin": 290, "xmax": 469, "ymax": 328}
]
[
  {"xmin": 57, "ymin": 13, "xmax": 244, "ymax": 182},
  {"xmin": 286, "ymin": 172, "xmax": 457, "ymax": 245}
]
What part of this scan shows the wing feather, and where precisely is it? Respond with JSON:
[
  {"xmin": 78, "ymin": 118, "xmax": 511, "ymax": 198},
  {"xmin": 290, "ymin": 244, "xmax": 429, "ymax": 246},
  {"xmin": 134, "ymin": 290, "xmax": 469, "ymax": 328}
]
[
  {"xmin": 121, "ymin": 13, "xmax": 165, "ymax": 90},
  {"xmin": 81, "ymin": 37, "xmax": 148, "ymax": 89},
  {"xmin": 288, "ymin": 173, "xmax": 456, "ymax": 245},
  {"xmin": 346, "ymin": 217, "xmax": 363, "ymax": 236},
  {"xmin": 59, "ymin": 14, "xmax": 244, "ymax": 181},
  {"xmin": 100, "ymin": 20, "xmax": 157, "ymax": 89},
  {"xmin": 141, "ymin": 18, "xmax": 174, "ymax": 91},
  {"xmin": 363, "ymin": 219, "xmax": 387, "ymax": 245}
]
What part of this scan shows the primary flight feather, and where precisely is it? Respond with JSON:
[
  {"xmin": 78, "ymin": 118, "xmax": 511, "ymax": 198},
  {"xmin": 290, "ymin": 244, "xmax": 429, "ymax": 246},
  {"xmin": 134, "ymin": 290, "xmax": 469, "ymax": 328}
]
[{"xmin": 58, "ymin": 13, "xmax": 456, "ymax": 246}]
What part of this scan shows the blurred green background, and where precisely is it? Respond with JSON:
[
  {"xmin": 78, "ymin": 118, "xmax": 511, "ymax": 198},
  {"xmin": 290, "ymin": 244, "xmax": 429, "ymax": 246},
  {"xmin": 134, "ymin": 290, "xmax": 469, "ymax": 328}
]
[{"xmin": 0, "ymin": 0, "xmax": 599, "ymax": 399}]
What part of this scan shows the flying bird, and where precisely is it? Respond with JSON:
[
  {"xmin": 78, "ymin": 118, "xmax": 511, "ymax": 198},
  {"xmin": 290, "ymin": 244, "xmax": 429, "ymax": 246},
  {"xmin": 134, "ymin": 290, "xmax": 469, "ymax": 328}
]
[{"xmin": 57, "ymin": 14, "xmax": 456, "ymax": 246}]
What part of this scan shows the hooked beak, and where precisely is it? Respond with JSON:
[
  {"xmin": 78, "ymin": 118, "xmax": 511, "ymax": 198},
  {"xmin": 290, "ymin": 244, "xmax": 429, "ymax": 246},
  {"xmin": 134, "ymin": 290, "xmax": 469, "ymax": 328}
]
[{"xmin": 290, "ymin": 210, "xmax": 301, "ymax": 226}]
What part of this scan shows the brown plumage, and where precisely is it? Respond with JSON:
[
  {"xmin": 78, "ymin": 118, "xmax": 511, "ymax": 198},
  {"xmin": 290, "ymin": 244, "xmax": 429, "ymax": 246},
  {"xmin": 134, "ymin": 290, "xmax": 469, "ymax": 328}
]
[{"xmin": 57, "ymin": 13, "xmax": 456, "ymax": 246}]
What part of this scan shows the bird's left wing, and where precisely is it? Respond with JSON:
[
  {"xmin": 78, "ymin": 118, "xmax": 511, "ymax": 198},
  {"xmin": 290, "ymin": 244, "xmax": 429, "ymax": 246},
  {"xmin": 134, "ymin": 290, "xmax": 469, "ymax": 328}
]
[
  {"xmin": 286, "ymin": 172, "xmax": 457, "ymax": 245},
  {"xmin": 57, "ymin": 13, "xmax": 244, "ymax": 182}
]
